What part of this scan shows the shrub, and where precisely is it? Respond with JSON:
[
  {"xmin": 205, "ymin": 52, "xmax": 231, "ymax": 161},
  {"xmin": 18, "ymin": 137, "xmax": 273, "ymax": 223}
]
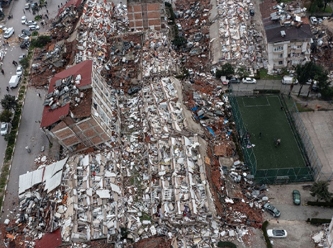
[
  {"xmin": 0, "ymin": 109, "xmax": 13, "ymax": 123},
  {"xmin": 262, "ymin": 220, "xmax": 273, "ymax": 248},
  {"xmin": 5, "ymin": 146, "xmax": 13, "ymax": 161},
  {"xmin": 34, "ymin": 15, "xmax": 42, "ymax": 21},
  {"xmin": 20, "ymin": 57, "xmax": 30, "ymax": 69},
  {"xmin": 32, "ymin": 31, "xmax": 39, "ymax": 36},
  {"xmin": 217, "ymin": 241, "xmax": 237, "ymax": 248},
  {"xmin": 30, "ymin": 35, "xmax": 51, "ymax": 48},
  {"xmin": 307, "ymin": 218, "xmax": 331, "ymax": 225},
  {"xmin": 307, "ymin": 201, "xmax": 333, "ymax": 207}
]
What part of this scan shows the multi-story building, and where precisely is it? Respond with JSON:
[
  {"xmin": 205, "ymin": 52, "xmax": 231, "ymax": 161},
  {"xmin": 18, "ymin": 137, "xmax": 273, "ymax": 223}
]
[
  {"xmin": 40, "ymin": 60, "xmax": 119, "ymax": 152},
  {"xmin": 265, "ymin": 22, "xmax": 312, "ymax": 72}
]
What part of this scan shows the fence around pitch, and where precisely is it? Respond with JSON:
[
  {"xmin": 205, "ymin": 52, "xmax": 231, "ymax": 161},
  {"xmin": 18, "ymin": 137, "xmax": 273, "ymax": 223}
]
[{"xmin": 228, "ymin": 89, "xmax": 324, "ymax": 183}]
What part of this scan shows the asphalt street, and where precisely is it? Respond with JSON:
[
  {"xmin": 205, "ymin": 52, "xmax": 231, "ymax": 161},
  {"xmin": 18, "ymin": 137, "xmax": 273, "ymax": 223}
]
[{"xmin": 0, "ymin": 0, "xmax": 67, "ymax": 222}]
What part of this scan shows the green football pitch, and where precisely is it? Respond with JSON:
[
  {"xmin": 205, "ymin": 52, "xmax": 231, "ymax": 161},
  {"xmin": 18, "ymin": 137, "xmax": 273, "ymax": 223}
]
[{"xmin": 236, "ymin": 95, "xmax": 306, "ymax": 170}]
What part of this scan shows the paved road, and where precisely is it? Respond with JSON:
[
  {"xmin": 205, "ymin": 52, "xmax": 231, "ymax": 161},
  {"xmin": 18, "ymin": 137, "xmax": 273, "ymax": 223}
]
[
  {"xmin": 0, "ymin": 0, "xmax": 66, "ymax": 222},
  {"xmin": 230, "ymin": 80, "xmax": 315, "ymax": 97}
]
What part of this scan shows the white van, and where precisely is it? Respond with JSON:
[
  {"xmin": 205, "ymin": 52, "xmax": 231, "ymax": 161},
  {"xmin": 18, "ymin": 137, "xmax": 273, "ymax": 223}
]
[
  {"xmin": 282, "ymin": 75, "xmax": 298, "ymax": 85},
  {"xmin": 9, "ymin": 75, "xmax": 21, "ymax": 88},
  {"xmin": 3, "ymin": 27, "xmax": 14, "ymax": 39}
]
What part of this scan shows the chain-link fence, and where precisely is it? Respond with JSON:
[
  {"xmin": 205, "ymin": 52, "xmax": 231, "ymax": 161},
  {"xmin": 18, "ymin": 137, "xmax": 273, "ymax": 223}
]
[{"xmin": 228, "ymin": 89, "xmax": 323, "ymax": 184}]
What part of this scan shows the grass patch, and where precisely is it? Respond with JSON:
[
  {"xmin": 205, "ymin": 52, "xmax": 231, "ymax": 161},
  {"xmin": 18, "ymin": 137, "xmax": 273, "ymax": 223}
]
[
  {"xmin": 296, "ymin": 102, "xmax": 314, "ymax": 112},
  {"xmin": 259, "ymin": 69, "xmax": 283, "ymax": 80}
]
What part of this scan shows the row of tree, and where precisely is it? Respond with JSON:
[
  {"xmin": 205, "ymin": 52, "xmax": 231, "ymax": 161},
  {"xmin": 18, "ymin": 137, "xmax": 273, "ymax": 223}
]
[
  {"xmin": 0, "ymin": 95, "xmax": 17, "ymax": 123},
  {"xmin": 295, "ymin": 61, "xmax": 333, "ymax": 100}
]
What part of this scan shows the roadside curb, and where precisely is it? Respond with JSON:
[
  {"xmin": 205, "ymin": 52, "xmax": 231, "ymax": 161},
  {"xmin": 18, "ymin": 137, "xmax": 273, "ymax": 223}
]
[{"xmin": 0, "ymin": 77, "xmax": 29, "ymax": 215}]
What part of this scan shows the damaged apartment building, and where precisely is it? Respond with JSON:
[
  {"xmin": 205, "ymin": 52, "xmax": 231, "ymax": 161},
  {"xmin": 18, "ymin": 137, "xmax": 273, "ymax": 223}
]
[
  {"xmin": 40, "ymin": 60, "xmax": 120, "ymax": 152},
  {"xmin": 262, "ymin": 2, "xmax": 312, "ymax": 72},
  {"xmin": 2, "ymin": 0, "xmax": 274, "ymax": 246}
]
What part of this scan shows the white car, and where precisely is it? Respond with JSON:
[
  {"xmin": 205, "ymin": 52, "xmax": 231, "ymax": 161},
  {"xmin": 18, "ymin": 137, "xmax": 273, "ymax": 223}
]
[
  {"xmin": 3, "ymin": 27, "xmax": 14, "ymax": 39},
  {"xmin": 16, "ymin": 66, "xmax": 23, "ymax": 76},
  {"xmin": 310, "ymin": 16, "xmax": 318, "ymax": 25},
  {"xmin": 21, "ymin": 16, "xmax": 27, "ymax": 24},
  {"xmin": 25, "ymin": 3, "xmax": 30, "ymax": 9},
  {"xmin": 1, "ymin": 123, "xmax": 9, "ymax": 136},
  {"xmin": 25, "ymin": 20, "xmax": 37, "ymax": 26},
  {"xmin": 242, "ymin": 77, "xmax": 256, "ymax": 84},
  {"xmin": 267, "ymin": 229, "xmax": 287, "ymax": 238},
  {"xmin": 29, "ymin": 25, "xmax": 40, "ymax": 31}
]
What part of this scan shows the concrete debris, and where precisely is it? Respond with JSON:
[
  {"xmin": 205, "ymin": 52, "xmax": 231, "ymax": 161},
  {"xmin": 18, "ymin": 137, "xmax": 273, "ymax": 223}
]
[{"xmin": 2, "ymin": 0, "xmax": 271, "ymax": 246}]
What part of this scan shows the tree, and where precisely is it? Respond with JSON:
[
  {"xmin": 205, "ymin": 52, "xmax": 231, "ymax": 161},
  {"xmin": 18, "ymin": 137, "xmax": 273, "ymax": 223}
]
[
  {"xmin": 1, "ymin": 95, "xmax": 17, "ymax": 110},
  {"xmin": 220, "ymin": 63, "xmax": 234, "ymax": 78},
  {"xmin": 310, "ymin": 181, "xmax": 332, "ymax": 202},
  {"xmin": 235, "ymin": 66, "xmax": 249, "ymax": 79},
  {"xmin": 0, "ymin": 110, "xmax": 13, "ymax": 123},
  {"xmin": 295, "ymin": 61, "xmax": 328, "ymax": 97},
  {"xmin": 30, "ymin": 35, "xmax": 51, "ymax": 48}
]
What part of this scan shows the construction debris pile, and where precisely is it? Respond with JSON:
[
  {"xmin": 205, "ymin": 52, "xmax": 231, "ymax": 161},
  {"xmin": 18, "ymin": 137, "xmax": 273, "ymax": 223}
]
[
  {"xmin": 214, "ymin": 0, "xmax": 266, "ymax": 72},
  {"xmin": 51, "ymin": 4, "xmax": 81, "ymax": 40}
]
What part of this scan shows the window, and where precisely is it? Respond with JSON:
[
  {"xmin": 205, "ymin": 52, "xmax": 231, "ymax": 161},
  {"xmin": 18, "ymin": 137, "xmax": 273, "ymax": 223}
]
[
  {"xmin": 279, "ymin": 54, "xmax": 283, "ymax": 58},
  {"xmin": 93, "ymin": 103, "xmax": 98, "ymax": 110},
  {"xmin": 274, "ymin": 46, "xmax": 283, "ymax": 52},
  {"xmin": 278, "ymin": 61, "xmax": 283, "ymax": 65},
  {"xmin": 297, "ymin": 45, "xmax": 302, "ymax": 49}
]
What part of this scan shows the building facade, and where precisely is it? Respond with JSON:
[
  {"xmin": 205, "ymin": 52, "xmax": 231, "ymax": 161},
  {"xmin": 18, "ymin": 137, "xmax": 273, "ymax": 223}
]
[{"xmin": 40, "ymin": 60, "xmax": 118, "ymax": 152}]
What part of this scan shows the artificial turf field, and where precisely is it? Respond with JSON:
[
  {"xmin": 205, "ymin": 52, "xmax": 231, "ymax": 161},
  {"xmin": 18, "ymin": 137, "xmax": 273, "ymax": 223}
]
[{"xmin": 236, "ymin": 95, "xmax": 306, "ymax": 170}]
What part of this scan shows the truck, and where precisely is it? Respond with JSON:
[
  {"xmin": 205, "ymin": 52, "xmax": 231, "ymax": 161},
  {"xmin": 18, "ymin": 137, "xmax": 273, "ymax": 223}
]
[{"xmin": 9, "ymin": 75, "xmax": 21, "ymax": 88}]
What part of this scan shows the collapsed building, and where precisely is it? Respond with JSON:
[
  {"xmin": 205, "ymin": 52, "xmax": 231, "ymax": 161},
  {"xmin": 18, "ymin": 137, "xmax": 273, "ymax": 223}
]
[{"xmin": 1, "ymin": 0, "xmax": 277, "ymax": 246}]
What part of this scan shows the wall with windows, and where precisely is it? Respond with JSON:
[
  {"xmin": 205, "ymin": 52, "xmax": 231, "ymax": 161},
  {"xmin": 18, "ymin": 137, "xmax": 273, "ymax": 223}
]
[
  {"xmin": 91, "ymin": 70, "xmax": 120, "ymax": 137},
  {"xmin": 267, "ymin": 39, "xmax": 311, "ymax": 72}
]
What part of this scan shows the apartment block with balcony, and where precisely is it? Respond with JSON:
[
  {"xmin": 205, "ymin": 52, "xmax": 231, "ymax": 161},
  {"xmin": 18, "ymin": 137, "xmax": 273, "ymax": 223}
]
[{"xmin": 265, "ymin": 23, "xmax": 312, "ymax": 73}]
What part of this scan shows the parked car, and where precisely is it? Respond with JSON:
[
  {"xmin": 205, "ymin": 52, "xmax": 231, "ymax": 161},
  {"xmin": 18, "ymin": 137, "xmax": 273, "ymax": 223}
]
[
  {"xmin": 25, "ymin": 3, "xmax": 30, "ymax": 9},
  {"xmin": 242, "ymin": 77, "xmax": 256, "ymax": 84},
  {"xmin": 16, "ymin": 65, "xmax": 23, "ymax": 76},
  {"xmin": 267, "ymin": 229, "xmax": 287, "ymax": 238},
  {"xmin": 20, "ymin": 40, "xmax": 30, "ymax": 49},
  {"xmin": 29, "ymin": 25, "xmax": 40, "ymax": 31},
  {"xmin": 292, "ymin": 190, "xmax": 301, "ymax": 205},
  {"xmin": 310, "ymin": 16, "xmax": 318, "ymax": 25},
  {"xmin": 21, "ymin": 16, "xmax": 27, "ymax": 24},
  {"xmin": 25, "ymin": 20, "xmax": 37, "ymax": 26},
  {"xmin": 229, "ymin": 77, "xmax": 241, "ymax": 84},
  {"xmin": 19, "ymin": 54, "xmax": 26, "ymax": 61},
  {"xmin": 250, "ymin": 9, "xmax": 255, "ymax": 16},
  {"xmin": 3, "ymin": 27, "xmax": 14, "ymax": 39},
  {"xmin": 263, "ymin": 203, "xmax": 281, "ymax": 217},
  {"xmin": 21, "ymin": 29, "xmax": 31, "ymax": 36},
  {"xmin": 1, "ymin": 123, "xmax": 9, "ymax": 136},
  {"xmin": 281, "ymin": 75, "xmax": 298, "ymax": 85}
]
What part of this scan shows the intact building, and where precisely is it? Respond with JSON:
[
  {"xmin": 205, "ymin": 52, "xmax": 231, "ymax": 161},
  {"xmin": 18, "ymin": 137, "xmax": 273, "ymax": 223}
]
[
  {"xmin": 264, "ymin": 15, "xmax": 312, "ymax": 72},
  {"xmin": 40, "ymin": 60, "xmax": 119, "ymax": 152}
]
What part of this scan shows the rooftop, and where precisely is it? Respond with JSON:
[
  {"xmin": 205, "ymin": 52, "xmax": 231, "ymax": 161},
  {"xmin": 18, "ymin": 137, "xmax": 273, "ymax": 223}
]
[
  {"xmin": 40, "ymin": 60, "xmax": 93, "ymax": 128},
  {"xmin": 264, "ymin": 23, "xmax": 312, "ymax": 43}
]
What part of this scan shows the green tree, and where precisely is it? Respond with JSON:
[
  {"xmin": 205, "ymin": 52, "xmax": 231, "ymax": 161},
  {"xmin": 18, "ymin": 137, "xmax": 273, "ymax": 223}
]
[
  {"xmin": 0, "ymin": 109, "xmax": 13, "ymax": 123},
  {"xmin": 30, "ymin": 35, "xmax": 51, "ymax": 48},
  {"xmin": 1, "ymin": 95, "xmax": 17, "ymax": 110},
  {"xmin": 295, "ymin": 61, "xmax": 328, "ymax": 97},
  {"xmin": 310, "ymin": 181, "xmax": 332, "ymax": 202},
  {"xmin": 235, "ymin": 66, "xmax": 249, "ymax": 79},
  {"xmin": 220, "ymin": 63, "xmax": 234, "ymax": 77}
]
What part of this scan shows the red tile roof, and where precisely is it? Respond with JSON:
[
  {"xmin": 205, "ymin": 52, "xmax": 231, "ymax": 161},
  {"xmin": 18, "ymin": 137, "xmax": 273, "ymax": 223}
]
[
  {"xmin": 40, "ymin": 104, "xmax": 70, "ymax": 128},
  {"xmin": 41, "ymin": 60, "xmax": 93, "ymax": 128},
  {"xmin": 48, "ymin": 60, "xmax": 93, "ymax": 93},
  {"xmin": 34, "ymin": 229, "xmax": 62, "ymax": 248}
]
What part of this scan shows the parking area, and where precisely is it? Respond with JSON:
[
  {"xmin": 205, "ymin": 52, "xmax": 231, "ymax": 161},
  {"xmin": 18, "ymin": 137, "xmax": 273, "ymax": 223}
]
[{"xmin": 262, "ymin": 183, "xmax": 332, "ymax": 248}]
